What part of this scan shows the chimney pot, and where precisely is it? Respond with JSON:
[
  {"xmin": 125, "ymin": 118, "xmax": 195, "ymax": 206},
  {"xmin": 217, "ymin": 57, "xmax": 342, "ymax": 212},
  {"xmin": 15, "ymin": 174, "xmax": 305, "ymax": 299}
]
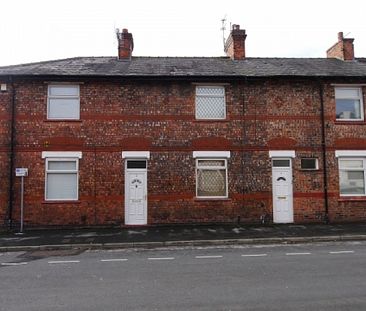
[{"xmin": 338, "ymin": 32, "xmax": 344, "ymax": 42}]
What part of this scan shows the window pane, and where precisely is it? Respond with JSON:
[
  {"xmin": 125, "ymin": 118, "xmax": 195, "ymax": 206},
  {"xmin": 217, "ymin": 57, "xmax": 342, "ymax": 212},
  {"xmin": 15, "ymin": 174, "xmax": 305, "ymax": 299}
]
[
  {"xmin": 196, "ymin": 86, "xmax": 225, "ymax": 119},
  {"xmin": 196, "ymin": 96, "xmax": 225, "ymax": 119},
  {"xmin": 339, "ymin": 160, "xmax": 363, "ymax": 169},
  {"xmin": 198, "ymin": 160, "xmax": 225, "ymax": 167},
  {"xmin": 196, "ymin": 86, "xmax": 225, "ymax": 96},
  {"xmin": 340, "ymin": 170, "xmax": 365, "ymax": 195},
  {"xmin": 127, "ymin": 160, "xmax": 147, "ymax": 169},
  {"xmin": 49, "ymin": 85, "xmax": 79, "ymax": 96},
  {"xmin": 301, "ymin": 158, "xmax": 317, "ymax": 170},
  {"xmin": 335, "ymin": 88, "xmax": 359, "ymax": 98},
  {"xmin": 197, "ymin": 169, "xmax": 226, "ymax": 197},
  {"xmin": 48, "ymin": 161, "xmax": 77, "ymax": 171},
  {"xmin": 336, "ymin": 99, "xmax": 361, "ymax": 119},
  {"xmin": 46, "ymin": 173, "xmax": 77, "ymax": 200},
  {"xmin": 272, "ymin": 159, "xmax": 290, "ymax": 167},
  {"xmin": 49, "ymin": 98, "xmax": 80, "ymax": 119}
]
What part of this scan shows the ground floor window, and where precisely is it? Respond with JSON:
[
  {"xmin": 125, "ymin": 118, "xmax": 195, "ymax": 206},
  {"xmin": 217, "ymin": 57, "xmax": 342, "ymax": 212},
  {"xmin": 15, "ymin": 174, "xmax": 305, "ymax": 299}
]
[
  {"xmin": 45, "ymin": 158, "xmax": 79, "ymax": 200},
  {"xmin": 196, "ymin": 159, "xmax": 228, "ymax": 198},
  {"xmin": 338, "ymin": 158, "xmax": 366, "ymax": 196}
]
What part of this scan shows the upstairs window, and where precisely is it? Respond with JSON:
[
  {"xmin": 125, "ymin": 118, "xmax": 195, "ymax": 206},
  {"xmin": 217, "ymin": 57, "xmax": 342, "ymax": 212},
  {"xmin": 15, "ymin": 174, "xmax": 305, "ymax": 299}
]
[
  {"xmin": 48, "ymin": 85, "xmax": 80, "ymax": 120},
  {"xmin": 195, "ymin": 86, "xmax": 226, "ymax": 119},
  {"xmin": 335, "ymin": 87, "xmax": 363, "ymax": 121}
]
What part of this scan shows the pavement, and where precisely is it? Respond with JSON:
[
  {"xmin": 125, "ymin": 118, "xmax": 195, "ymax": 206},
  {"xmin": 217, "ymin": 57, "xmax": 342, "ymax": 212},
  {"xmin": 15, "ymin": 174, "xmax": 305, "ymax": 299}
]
[{"xmin": 1, "ymin": 223, "xmax": 366, "ymax": 252}]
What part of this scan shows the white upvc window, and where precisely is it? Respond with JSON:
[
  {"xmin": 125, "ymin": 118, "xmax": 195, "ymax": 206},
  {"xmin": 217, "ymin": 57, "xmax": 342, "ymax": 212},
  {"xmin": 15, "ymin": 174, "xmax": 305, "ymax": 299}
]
[
  {"xmin": 195, "ymin": 86, "xmax": 226, "ymax": 119},
  {"xmin": 45, "ymin": 158, "xmax": 79, "ymax": 200},
  {"xmin": 338, "ymin": 158, "xmax": 366, "ymax": 196},
  {"xmin": 47, "ymin": 84, "xmax": 80, "ymax": 120},
  {"xmin": 196, "ymin": 159, "xmax": 228, "ymax": 198},
  {"xmin": 335, "ymin": 87, "xmax": 364, "ymax": 121}
]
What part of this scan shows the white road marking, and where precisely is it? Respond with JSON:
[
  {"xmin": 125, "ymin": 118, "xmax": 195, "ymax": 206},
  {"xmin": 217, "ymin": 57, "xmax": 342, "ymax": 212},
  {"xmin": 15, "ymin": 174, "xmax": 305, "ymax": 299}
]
[
  {"xmin": 100, "ymin": 258, "xmax": 128, "ymax": 262},
  {"xmin": 148, "ymin": 257, "xmax": 175, "ymax": 261},
  {"xmin": 1, "ymin": 262, "xmax": 28, "ymax": 266},
  {"xmin": 329, "ymin": 250, "xmax": 355, "ymax": 254},
  {"xmin": 48, "ymin": 260, "xmax": 80, "ymax": 264},
  {"xmin": 195, "ymin": 255, "xmax": 223, "ymax": 259},
  {"xmin": 286, "ymin": 252, "xmax": 312, "ymax": 256},
  {"xmin": 241, "ymin": 254, "xmax": 268, "ymax": 257}
]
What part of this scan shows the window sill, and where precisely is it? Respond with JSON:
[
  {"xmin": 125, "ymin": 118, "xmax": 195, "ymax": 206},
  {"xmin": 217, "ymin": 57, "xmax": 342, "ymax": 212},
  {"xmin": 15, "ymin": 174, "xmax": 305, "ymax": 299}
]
[
  {"xmin": 194, "ymin": 198, "xmax": 231, "ymax": 202},
  {"xmin": 44, "ymin": 119, "xmax": 82, "ymax": 123},
  {"xmin": 42, "ymin": 200, "xmax": 81, "ymax": 204},
  {"xmin": 334, "ymin": 120, "xmax": 366, "ymax": 125},
  {"xmin": 194, "ymin": 119, "xmax": 230, "ymax": 123},
  {"xmin": 338, "ymin": 196, "xmax": 366, "ymax": 202}
]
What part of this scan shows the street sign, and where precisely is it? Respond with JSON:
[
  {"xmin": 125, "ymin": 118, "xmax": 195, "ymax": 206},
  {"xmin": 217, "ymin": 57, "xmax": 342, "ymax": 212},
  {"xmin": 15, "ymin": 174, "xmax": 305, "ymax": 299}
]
[
  {"xmin": 15, "ymin": 168, "xmax": 28, "ymax": 233},
  {"xmin": 15, "ymin": 168, "xmax": 28, "ymax": 177}
]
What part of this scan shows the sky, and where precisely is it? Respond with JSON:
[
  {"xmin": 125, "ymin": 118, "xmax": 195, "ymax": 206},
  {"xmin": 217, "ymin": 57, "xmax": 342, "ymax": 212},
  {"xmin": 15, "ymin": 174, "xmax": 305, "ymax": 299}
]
[{"xmin": 1, "ymin": 0, "xmax": 366, "ymax": 66}]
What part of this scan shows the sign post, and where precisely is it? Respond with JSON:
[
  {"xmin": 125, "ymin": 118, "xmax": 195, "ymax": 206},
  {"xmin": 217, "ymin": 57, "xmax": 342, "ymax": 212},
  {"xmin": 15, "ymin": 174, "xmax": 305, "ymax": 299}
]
[{"xmin": 15, "ymin": 168, "xmax": 28, "ymax": 234}]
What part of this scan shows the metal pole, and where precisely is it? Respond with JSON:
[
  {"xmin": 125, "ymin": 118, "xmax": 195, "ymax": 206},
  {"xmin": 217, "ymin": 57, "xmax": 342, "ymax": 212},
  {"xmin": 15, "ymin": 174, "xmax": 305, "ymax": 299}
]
[{"xmin": 20, "ymin": 176, "xmax": 24, "ymax": 233}]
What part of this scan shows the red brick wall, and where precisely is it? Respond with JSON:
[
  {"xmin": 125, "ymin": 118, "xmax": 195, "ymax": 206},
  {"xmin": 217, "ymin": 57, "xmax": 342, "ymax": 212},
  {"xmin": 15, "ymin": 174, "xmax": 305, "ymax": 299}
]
[
  {"xmin": 0, "ymin": 83, "xmax": 11, "ymax": 227},
  {"xmin": 1, "ymin": 79, "xmax": 366, "ymax": 228}
]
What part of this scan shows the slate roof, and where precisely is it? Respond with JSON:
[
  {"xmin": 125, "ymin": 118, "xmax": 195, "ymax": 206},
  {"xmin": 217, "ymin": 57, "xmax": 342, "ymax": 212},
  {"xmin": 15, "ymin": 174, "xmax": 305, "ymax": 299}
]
[{"xmin": 1, "ymin": 56, "xmax": 366, "ymax": 78}]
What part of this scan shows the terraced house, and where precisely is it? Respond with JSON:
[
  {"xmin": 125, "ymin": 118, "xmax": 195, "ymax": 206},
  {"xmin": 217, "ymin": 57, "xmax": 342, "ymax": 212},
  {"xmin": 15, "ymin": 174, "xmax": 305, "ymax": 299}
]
[{"xmin": 1, "ymin": 26, "xmax": 366, "ymax": 228}]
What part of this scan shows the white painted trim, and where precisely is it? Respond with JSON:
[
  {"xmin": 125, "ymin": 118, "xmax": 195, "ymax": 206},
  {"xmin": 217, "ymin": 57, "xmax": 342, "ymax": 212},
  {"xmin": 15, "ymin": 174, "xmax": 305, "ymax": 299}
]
[
  {"xmin": 42, "ymin": 151, "xmax": 82, "ymax": 159},
  {"xmin": 335, "ymin": 150, "xmax": 366, "ymax": 157},
  {"xmin": 269, "ymin": 150, "xmax": 295, "ymax": 158},
  {"xmin": 193, "ymin": 151, "xmax": 231, "ymax": 158},
  {"xmin": 331, "ymin": 84, "xmax": 366, "ymax": 87},
  {"xmin": 122, "ymin": 151, "xmax": 150, "ymax": 159}
]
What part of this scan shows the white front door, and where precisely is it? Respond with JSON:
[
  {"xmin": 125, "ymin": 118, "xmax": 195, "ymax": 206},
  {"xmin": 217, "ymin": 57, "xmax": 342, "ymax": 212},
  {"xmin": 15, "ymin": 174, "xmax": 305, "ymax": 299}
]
[
  {"xmin": 125, "ymin": 160, "xmax": 147, "ymax": 225},
  {"xmin": 272, "ymin": 158, "xmax": 294, "ymax": 223}
]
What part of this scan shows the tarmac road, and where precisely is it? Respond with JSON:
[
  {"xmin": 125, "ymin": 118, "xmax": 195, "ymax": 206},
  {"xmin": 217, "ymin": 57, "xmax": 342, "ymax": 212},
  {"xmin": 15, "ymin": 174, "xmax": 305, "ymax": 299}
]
[{"xmin": 1, "ymin": 241, "xmax": 366, "ymax": 310}]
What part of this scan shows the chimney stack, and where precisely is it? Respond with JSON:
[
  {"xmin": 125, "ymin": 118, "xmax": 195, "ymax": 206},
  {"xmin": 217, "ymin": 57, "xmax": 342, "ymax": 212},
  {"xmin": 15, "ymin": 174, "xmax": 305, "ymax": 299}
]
[
  {"xmin": 326, "ymin": 32, "xmax": 354, "ymax": 61},
  {"xmin": 224, "ymin": 24, "xmax": 247, "ymax": 60},
  {"xmin": 117, "ymin": 28, "xmax": 134, "ymax": 60}
]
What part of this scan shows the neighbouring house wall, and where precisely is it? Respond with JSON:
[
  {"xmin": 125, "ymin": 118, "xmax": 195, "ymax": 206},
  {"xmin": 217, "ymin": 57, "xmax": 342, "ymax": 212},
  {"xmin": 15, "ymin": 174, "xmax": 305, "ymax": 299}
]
[
  {"xmin": 1, "ymin": 79, "xmax": 366, "ymax": 228},
  {"xmin": 0, "ymin": 82, "xmax": 11, "ymax": 227}
]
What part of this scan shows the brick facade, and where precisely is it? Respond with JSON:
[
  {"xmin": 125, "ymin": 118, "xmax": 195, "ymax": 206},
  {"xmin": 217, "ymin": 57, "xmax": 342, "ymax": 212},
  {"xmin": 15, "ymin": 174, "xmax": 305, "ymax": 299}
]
[{"xmin": 0, "ymin": 77, "xmax": 365, "ymax": 228}]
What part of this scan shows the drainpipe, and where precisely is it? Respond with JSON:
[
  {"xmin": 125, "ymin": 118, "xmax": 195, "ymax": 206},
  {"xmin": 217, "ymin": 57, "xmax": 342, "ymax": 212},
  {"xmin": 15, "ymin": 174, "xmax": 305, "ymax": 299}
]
[
  {"xmin": 6, "ymin": 78, "xmax": 16, "ymax": 229},
  {"xmin": 238, "ymin": 77, "xmax": 248, "ymax": 224},
  {"xmin": 318, "ymin": 81, "xmax": 329, "ymax": 224}
]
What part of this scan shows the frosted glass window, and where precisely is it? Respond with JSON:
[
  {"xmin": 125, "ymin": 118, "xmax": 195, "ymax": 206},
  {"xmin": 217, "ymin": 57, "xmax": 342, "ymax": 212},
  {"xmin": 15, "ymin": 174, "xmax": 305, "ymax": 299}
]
[
  {"xmin": 196, "ymin": 159, "xmax": 228, "ymax": 198},
  {"xmin": 46, "ymin": 174, "xmax": 78, "ymax": 200},
  {"xmin": 195, "ymin": 86, "xmax": 226, "ymax": 119},
  {"xmin": 338, "ymin": 158, "xmax": 366, "ymax": 196},
  {"xmin": 335, "ymin": 87, "xmax": 363, "ymax": 120},
  {"xmin": 48, "ymin": 85, "xmax": 80, "ymax": 119},
  {"xmin": 45, "ymin": 158, "xmax": 79, "ymax": 200}
]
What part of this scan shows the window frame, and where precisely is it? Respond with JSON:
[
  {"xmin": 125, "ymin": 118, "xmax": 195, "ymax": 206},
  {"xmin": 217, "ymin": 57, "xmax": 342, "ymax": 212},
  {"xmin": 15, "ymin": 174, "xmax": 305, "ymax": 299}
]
[
  {"xmin": 195, "ymin": 158, "xmax": 228, "ymax": 199},
  {"xmin": 47, "ymin": 84, "xmax": 80, "ymax": 120},
  {"xmin": 300, "ymin": 158, "xmax": 319, "ymax": 171},
  {"xmin": 195, "ymin": 85, "xmax": 226, "ymax": 120},
  {"xmin": 45, "ymin": 157, "xmax": 79, "ymax": 201},
  {"xmin": 338, "ymin": 157, "xmax": 366, "ymax": 197},
  {"xmin": 335, "ymin": 87, "xmax": 364, "ymax": 121}
]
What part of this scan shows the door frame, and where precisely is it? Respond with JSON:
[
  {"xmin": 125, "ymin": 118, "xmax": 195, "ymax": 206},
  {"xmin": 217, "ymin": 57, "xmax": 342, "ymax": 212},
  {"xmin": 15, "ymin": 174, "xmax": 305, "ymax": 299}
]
[
  {"xmin": 269, "ymin": 150, "xmax": 295, "ymax": 224},
  {"xmin": 122, "ymin": 151, "xmax": 150, "ymax": 225},
  {"xmin": 271, "ymin": 158, "xmax": 294, "ymax": 224}
]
